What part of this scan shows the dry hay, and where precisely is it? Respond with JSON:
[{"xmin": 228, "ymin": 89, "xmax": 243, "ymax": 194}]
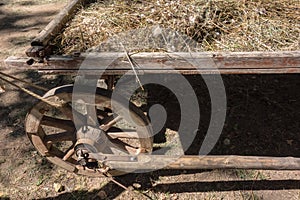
[{"xmin": 56, "ymin": 0, "xmax": 300, "ymax": 53}]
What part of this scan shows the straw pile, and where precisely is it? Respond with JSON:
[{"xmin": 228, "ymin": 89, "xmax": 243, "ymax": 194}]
[{"xmin": 57, "ymin": 0, "xmax": 299, "ymax": 53}]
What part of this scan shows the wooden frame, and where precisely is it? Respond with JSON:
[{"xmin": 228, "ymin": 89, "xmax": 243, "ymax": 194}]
[{"xmin": 3, "ymin": 0, "xmax": 300, "ymax": 171}]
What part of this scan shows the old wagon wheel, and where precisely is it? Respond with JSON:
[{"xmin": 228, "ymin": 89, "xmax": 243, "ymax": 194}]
[{"xmin": 25, "ymin": 84, "xmax": 153, "ymax": 176}]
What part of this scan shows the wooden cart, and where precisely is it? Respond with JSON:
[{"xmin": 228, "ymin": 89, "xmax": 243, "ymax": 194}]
[{"xmin": 3, "ymin": 0, "xmax": 300, "ymax": 177}]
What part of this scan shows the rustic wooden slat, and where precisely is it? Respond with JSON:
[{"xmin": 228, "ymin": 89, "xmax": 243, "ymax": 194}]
[
  {"xmin": 5, "ymin": 51, "xmax": 300, "ymax": 74},
  {"xmin": 31, "ymin": 0, "xmax": 89, "ymax": 46},
  {"xmin": 35, "ymin": 68, "xmax": 300, "ymax": 75},
  {"xmin": 105, "ymin": 155, "xmax": 300, "ymax": 171}
]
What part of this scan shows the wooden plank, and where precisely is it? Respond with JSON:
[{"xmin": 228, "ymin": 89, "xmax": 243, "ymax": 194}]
[
  {"xmin": 105, "ymin": 155, "xmax": 300, "ymax": 171},
  {"xmin": 5, "ymin": 51, "xmax": 300, "ymax": 74},
  {"xmin": 35, "ymin": 68, "xmax": 300, "ymax": 75},
  {"xmin": 31, "ymin": 0, "xmax": 90, "ymax": 46}
]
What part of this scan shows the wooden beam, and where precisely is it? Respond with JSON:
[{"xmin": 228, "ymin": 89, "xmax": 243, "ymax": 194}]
[
  {"xmin": 105, "ymin": 155, "xmax": 300, "ymax": 171},
  {"xmin": 5, "ymin": 51, "xmax": 300, "ymax": 74},
  {"xmin": 30, "ymin": 0, "xmax": 90, "ymax": 46}
]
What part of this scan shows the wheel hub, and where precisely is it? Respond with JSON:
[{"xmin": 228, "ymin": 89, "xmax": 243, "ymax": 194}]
[{"xmin": 74, "ymin": 126, "xmax": 109, "ymax": 167}]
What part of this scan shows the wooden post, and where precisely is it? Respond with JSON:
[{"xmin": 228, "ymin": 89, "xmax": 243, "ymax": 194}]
[{"xmin": 31, "ymin": 0, "xmax": 90, "ymax": 46}]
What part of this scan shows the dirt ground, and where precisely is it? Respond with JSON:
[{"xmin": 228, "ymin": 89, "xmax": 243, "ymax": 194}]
[{"xmin": 0, "ymin": 0, "xmax": 300, "ymax": 200}]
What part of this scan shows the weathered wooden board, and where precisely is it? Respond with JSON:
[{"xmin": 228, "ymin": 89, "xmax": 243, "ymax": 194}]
[
  {"xmin": 105, "ymin": 155, "xmax": 300, "ymax": 170},
  {"xmin": 5, "ymin": 51, "xmax": 300, "ymax": 75}
]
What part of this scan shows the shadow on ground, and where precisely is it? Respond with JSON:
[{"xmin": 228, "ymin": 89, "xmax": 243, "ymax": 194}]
[
  {"xmin": 35, "ymin": 170, "xmax": 300, "ymax": 200},
  {"xmin": 145, "ymin": 74, "xmax": 300, "ymax": 157}
]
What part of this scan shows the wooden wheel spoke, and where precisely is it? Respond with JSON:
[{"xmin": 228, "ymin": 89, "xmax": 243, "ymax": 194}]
[
  {"xmin": 86, "ymin": 105, "xmax": 98, "ymax": 126},
  {"xmin": 44, "ymin": 131, "xmax": 76, "ymax": 143},
  {"xmin": 41, "ymin": 116, "xmax": 75, "ymax": 132},
  {"xmin": 63, "ymin": 145, "xmax": 75, "ymax": 161},
  {"xmin": 107, "ymin": 131, "xmax": 139, "ymax": 139},
  {"xmin": 59, "ymin": 103, "xmax": 87, "ymax": 127},
  {"xmin": 109, "ymin": 138, "xmax": 139, "ymax": 154},
  {"xmin": 49, "ymin": 146, "xmax": 77, "ymax": 164},
  {"xmin": 100, "ymin": 115, "xmax": 122, "ymax": 132}
]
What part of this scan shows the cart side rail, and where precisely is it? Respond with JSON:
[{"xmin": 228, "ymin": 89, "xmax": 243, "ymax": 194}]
[{"xmin": 5, "ymin": 51, "xmax": 300, "ymax": 75}]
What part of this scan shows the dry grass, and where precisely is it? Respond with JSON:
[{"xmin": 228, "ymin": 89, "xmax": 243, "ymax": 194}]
[{"xmin": 57, "ymin": 0, "xmax": 300, "ymax": 53}]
